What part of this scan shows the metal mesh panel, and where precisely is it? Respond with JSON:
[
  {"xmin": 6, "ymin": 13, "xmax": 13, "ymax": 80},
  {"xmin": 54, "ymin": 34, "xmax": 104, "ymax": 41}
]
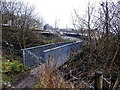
[{"xmin": 22, "ymin": 41, "xmax": 73, "ymax": 69}]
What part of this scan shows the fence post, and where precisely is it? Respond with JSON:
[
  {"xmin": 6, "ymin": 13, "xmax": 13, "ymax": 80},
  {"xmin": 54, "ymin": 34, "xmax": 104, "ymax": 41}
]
[{"xmin": 95, "ymin": 71, "xmax": 103, "ymax": 90}]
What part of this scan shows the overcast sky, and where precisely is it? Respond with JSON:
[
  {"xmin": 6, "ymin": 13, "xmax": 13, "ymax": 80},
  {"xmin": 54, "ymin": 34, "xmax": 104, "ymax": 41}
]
[{"xmin": 20, "ymin": 0, "xmax": 116, "ymax": 28}]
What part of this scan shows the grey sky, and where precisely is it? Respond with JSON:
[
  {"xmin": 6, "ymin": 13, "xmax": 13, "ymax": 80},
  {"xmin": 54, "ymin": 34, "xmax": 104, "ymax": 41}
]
[{"xmin": 21, "ymin": 0, "xmax": 116, "ymax": 28}]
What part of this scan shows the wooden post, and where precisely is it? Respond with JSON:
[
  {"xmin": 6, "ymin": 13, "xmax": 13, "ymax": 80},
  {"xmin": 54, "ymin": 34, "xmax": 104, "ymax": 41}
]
[{"xmin": 95, "ymin": 71, "xmax": 103, "ymax": 90}]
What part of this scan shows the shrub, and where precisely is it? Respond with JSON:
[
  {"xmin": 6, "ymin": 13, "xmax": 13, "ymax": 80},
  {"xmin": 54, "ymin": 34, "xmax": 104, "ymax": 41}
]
[
  {"xmin": 2, "ymin": 58, "xmax": 24, "ymax": 73},
  {"xmin": 9, "ymin": 61, "xmax": 23, "ymax": 73}
]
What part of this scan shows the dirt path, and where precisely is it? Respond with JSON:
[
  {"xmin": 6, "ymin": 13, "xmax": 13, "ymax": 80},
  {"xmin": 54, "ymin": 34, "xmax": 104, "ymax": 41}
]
[{"xmin": 10, "ymin": 67, "xmax": 39, "ymax": 88}]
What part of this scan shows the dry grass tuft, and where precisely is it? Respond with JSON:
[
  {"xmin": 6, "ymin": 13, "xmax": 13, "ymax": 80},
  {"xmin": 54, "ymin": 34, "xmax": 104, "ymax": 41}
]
[{"xmin": 38, "ymin": 63, "xmax": 74, "ymax": 88}]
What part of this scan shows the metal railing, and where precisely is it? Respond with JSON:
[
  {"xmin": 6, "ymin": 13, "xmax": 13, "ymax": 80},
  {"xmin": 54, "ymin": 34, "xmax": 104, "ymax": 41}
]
[{"xmin": 22, "ymin": 41, "xmax": 81, "ymax": 69}]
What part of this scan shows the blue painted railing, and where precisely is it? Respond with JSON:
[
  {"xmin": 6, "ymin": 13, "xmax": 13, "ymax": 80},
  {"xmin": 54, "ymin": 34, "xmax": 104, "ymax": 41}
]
[{"xmin": 22, "ymin": 41, "xmax": 81, "ymax": 69}]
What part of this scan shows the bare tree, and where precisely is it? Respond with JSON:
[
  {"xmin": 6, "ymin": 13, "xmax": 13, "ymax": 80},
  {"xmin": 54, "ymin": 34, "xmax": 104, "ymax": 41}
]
[
  {"xmin": 1, "ymin": 0, "xmax": 43, "ymax": 49},
  {"xmin": 72, "ymin": 1, "xmax": 96, "ymax": 42},
  {"xmin": 72, "ymin": 0, "xmax": 120, "ymax": 42},
  {"xmin": 110, "ymin": 1, "xmax": 120, "ymax": 36},
  {"xmin": 96, "ymin": 0, "xmax": 120, "ymax": 38}
]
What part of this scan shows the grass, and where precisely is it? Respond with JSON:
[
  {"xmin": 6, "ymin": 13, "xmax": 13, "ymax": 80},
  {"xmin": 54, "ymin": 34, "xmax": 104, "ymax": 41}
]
[{"xmin": 2, "ymin": 57, "xmax": 25, "ymax": 88}]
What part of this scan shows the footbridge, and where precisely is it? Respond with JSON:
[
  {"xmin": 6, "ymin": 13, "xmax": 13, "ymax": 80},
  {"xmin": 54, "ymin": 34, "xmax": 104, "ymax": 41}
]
[{"xmin": 22, "ymin": 41, "xmax": 82, "ymax": 69}]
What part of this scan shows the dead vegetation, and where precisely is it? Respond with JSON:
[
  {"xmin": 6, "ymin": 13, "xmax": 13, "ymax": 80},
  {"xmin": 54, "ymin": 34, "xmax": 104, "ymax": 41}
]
[
  {"xmin": 38, "ymin": 64, "xmax": 74, "ymax": 88},
  {"xmin": 37, "ymin": 35, "xmax": 120, "ymax": 89},
  {"xmin": 58, "ymin": 36, "xmax": 120, "ymax": 88}
]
